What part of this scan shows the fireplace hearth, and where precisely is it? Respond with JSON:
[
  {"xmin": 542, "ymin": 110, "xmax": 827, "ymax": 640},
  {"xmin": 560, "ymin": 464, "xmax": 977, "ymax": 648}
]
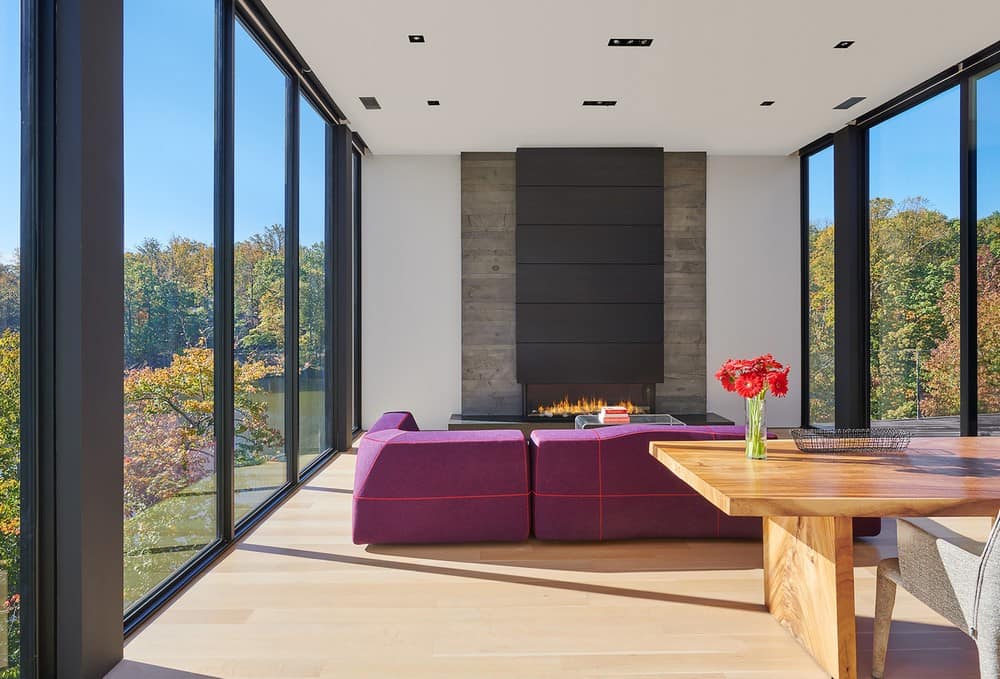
[{"xmin": 524, "ymin": 383, "xmax": 655, "ymax": 420}]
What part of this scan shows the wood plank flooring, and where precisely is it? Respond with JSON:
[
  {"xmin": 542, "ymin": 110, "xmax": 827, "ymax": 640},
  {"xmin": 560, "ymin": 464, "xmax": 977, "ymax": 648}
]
[{"xmin": 111, "ymin": 447, "xmax": 989, "ymax": 678}]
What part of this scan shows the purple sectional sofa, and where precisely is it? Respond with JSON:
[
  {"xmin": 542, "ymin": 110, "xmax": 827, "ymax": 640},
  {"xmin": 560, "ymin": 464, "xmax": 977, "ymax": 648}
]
[
  {"xmin": 532, "ymin": 425, "xmax": 880, "ymax": 540},
  {"xmin": 531, "ymin": 425, "xmax": 763, "ymax": 540},
  {"xmin": 352, "ymin": 412, "xmax": 530, "ymax": 544},
  {"xmin": 352, "ymin": 412, "xmax": 881, "ymax": 544}
]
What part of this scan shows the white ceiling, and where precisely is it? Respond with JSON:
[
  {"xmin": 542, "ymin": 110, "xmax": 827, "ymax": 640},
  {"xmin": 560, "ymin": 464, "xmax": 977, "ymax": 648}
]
[{"xmin": 264, "ymin": 0, "xmax": 1000, "ymax": 155}]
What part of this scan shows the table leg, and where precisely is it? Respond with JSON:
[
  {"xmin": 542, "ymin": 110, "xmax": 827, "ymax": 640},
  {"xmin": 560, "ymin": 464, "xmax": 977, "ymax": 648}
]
[{"xmin": 763, "ymin": 516, "xmax": 857, "ymax": 679}]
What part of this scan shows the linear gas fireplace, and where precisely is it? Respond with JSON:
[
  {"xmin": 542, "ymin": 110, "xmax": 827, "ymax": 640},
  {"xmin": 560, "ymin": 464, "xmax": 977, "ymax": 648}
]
[{"xmin": 524, "ymin": 383, "xmax": 655, "ymax": 419}]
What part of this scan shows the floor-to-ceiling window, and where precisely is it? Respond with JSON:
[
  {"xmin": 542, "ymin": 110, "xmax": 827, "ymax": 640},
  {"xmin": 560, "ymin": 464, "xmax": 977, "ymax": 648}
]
[
  {"xmin": 868, "ymin": 87, "xmax": 961, "ymax": 434},
  {"xmin": 0, "ymin": 0, "xmax": 23, "ymax": 670},
  {"xmin": 118, "ymin": 0, "xmax": 358, "ymax": 635},
  {"xmin": 805, "ymin": 146, "xmax": 835, "ymax": 426},
  {"xmin": 123, "ymin": 0, "xmax": 218, "ymax": 611},
  {"xmin": 298, "ymin": 96, "xmax": 328, "ymax": 472},
  {"xmin": 976, "ymin": 66, "xmax": 1000, "ymax": 435},
  {"xmin": 233, "ymin": 21, "xmax": 290, "ymax": 521}
]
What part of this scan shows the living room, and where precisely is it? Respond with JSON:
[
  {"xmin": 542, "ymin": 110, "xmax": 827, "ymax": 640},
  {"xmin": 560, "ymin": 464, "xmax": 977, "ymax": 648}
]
[{"xmin": 2, "ymin": 1, "xmax": 1000, "ymax": 678}]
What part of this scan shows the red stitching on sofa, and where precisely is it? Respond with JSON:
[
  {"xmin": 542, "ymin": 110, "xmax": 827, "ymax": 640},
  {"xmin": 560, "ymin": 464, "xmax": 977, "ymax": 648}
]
[
  {"xmin": 596, "ymin": 432, "xmax": 603, "ymax": 540},
  {"xmin": 533, "ymin": 492, "xmax": 699, "ymax": 498},
  {"xmin": 356, "ymin": 492, "xmax": 530, "ymax": 501},
  {"xmin": 522, "ymin": 438, "xmax": 531, "ymax": 536}
]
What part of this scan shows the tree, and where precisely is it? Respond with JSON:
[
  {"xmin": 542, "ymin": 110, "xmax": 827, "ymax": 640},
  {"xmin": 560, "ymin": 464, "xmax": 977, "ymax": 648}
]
[
  {"xmin": 298, "ymin": 241, "xmax": 326, "ymax": 370},
  {"xmin": 808, "ymin": 222, "xmax": 835, "ymax": 423},
  {"xmin": 124, "ymin": 237, "xmax": 213, "ymax": 368},
  {"xmin": 0, "ymin": 330, "xmax": 20, "ymax": 674},
  {"xmin": 234, "ymin": 225, "xmax": 285, "ymax": 362},
  {"xmin": 0, "ymin": 257, "xmax": 18, "ymax": 334},
  {"xmin": 124, "ymin": 344, "xmax": 283, "ymax": 518},
  {"xmin": 869, "ymin": 197, "xmax": 959, "ymax": 420},
  {"xmin": 922, "ymin": 213, "xmax": 1000, "ymax": 416}
]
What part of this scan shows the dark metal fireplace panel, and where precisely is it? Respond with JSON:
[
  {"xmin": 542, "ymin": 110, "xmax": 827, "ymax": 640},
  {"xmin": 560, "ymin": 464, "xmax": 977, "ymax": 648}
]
[
  {"xmin": 517, "ymin": 344, "xmax": 663, "ymax": 384},
  {"xmin": 514, "ymin": 147, "xmax": 665, "ymax": 390}
]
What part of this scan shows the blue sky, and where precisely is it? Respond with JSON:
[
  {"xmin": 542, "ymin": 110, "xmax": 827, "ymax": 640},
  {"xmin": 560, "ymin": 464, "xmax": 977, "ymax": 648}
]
[
  {"xmin": 1, "ymin": 0, "xmax": 19, "ymax": 264},
  {"xmin": 810, "ymin": 76, "xmax": 1000, "ymax": 225}
]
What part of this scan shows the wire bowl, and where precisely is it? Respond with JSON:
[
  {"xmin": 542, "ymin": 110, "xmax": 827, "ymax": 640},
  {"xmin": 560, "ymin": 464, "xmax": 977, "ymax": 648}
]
[{"xmin": 790, "ymin": 428, "xmax": 911, "ymax": 454}]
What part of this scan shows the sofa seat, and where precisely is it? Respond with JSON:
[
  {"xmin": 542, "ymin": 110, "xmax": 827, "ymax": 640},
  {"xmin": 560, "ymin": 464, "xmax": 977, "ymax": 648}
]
[
  {"xmin": 353, "ymin": 412, "xmax": 530, "ymax": 544},
  {"xmin": 531, "ymin": 425, "xmax": 882, "ymax": 541}
]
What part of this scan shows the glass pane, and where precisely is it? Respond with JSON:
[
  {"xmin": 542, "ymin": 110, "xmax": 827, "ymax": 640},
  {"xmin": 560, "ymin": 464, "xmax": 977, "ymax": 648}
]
[
  {"xmin": 234, "ymin": 22, "xmax": 288, "ymax": 520},
  {"xmin": 807, "ymin": 146, "xmax": 835, "ymax": 426},
  {"xmin": 298, "ymin": 97, "xmax": 327, "ymax": 473},
  {"xmin": 123, "ymin": 0, "xmax": 218, "ymax": 610},
  {"xmin": 869, "ymin": 87, "xmax": 961, "ymax": 435},
  {"xmin": 976, "ymin": 66, "xmax": 1000, "ymax": 435},
  {"xmin": 0, "ymin": 0, "xmax": 22, "ymax": 670}
]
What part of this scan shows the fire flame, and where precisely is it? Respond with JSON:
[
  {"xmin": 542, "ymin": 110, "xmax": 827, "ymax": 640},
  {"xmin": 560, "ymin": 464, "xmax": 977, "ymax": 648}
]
[{"xmin": 533, "ymin": 397, "xmax": 640, "ymax": 417}]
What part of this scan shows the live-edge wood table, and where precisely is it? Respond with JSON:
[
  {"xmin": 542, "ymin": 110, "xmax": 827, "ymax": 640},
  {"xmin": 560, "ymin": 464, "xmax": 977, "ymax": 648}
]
[{"xmin": 649, "ymin": 437, "xmax": 1000, "ymax": 679}]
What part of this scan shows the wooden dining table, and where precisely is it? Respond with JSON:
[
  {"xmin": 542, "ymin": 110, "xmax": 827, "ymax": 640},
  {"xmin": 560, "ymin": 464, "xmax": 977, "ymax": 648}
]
[{"xmin": 649, "ymin": 437, "xmax": 1000, "ymax": 679}]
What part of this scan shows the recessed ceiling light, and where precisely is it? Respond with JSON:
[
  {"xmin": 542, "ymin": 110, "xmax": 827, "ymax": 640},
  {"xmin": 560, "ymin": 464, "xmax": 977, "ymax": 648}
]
[
  {"xmin": 359, "ymin": 96, "xmax": 381, "ymax": 110},
  {"xmin": 608, "ymin": 38, "xmax": 653, "ymax": 47},
  {"xmin": 583, "ymin": 100, "xmax": 617, "ymax": 106},
  {"xmin": 408, "ymin": 34, "xmax": 425, "ymax": 43},
  {"xmin": 834, "ymin": 96, "xmax": 866, "ymax": 110},
  {"xmin": 760, "ymin": 100, "xmax": 775, "ymax": 107},
  {"xmin": 427, "ymin": 99, "xmax": 440, "ymax": 106},
  {"xmin": 834, "ymin": 40, "xmax": 855, "ymax": 49}
]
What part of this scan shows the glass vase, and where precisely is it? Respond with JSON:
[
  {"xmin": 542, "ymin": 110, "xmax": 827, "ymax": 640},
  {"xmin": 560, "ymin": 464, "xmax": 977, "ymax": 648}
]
[{"xmin": 745, "ymin": 393, "xmax": 767, "ymax": 460}]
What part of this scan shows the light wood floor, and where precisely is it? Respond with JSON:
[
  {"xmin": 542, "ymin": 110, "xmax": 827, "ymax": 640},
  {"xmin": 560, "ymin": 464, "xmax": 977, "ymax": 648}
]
[{"xmin": 111, "ymin": 447, "xmax": 990, "ymax": 679}]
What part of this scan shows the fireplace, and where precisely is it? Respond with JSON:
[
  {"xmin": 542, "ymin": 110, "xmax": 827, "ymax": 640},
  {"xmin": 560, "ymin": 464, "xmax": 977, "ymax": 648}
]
[{"xmin": 523, "ymin": 383, "xmax": 655, "ymax": 419}]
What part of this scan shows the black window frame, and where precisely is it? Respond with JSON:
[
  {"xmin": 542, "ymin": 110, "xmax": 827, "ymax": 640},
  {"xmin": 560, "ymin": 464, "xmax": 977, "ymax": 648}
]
[
  {"xmin": 352, "ymin": 145, "xmax": 362, "ymax": 434},
  {"xmin": 799, "ymin": 39, "xmax": 1000, "ymax": 435},
  {"xmin": 799, "ymin": 136, "xmax": 835, "ymax": 428}
]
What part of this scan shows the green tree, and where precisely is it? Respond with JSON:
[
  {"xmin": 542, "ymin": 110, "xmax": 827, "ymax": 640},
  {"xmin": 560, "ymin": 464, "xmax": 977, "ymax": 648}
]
[
  {"xmin": 0, "ymin": 259, "xmax": 18, "ymax": 334},
  {"xmin": 0, "ymin": 330, "xmax": 21, "ymax": 675},
  {"xmin": 124, "ymin": 237, "xmax": 213, "ymax": 368},
  {"xmin": 234, "ymin": 225, "xmax": 285, "ymax": 362},
  {"xmin": 869, "ymin": 197, "xmax": 959, "ymax": 420},
  {"xmin": 298, "ymin": 241, "xmax": 326, "ymax": 369},
  {"xmin": 808, "ymin": 222, "xmax": 835, "ymax": 423}
]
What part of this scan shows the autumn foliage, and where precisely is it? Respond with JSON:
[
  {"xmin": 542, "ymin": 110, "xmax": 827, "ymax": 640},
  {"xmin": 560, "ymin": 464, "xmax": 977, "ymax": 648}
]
[
  {"xmin": 809, "ymin": 200, "xmax": 1000, "ymax": 422},
  {"xmin": 123, "ymin": 343, "xmax": 283, "ymax": 518}
]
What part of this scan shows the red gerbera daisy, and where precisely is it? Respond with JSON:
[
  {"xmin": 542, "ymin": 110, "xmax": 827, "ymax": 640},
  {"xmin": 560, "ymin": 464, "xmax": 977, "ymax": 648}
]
[
  {"xmin": 767, "ymin": 368, "xmax": 790, "ymax": 397},
  {"xmin": 715, "ymin": 367, "xmax": 737, "ymax": 392},
  {"xmin": 734, "ymin": 373, "xmax": 764, "ymax": 399}
]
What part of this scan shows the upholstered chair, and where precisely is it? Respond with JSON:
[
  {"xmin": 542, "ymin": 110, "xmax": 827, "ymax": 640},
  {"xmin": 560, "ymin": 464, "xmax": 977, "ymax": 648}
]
[{"xmin": 873, "ymin": 514, "xmax": 1000, "ymax": 678}]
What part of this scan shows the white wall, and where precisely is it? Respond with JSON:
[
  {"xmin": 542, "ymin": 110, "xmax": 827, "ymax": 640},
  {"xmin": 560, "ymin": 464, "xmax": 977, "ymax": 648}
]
[
  {"xmin": 361, "ymin": 155, "xmax": 461, "ymax": 430},
  {"xmin": 360, "ymin": 153, "xmax": 802, "ymax": 429},
  {"xmin": 706, "ymin": 155, "xmax": 801, "ymax": 426}
]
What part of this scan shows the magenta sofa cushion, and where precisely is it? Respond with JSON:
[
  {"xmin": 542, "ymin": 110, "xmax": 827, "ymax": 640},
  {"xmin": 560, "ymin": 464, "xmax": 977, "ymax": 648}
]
[
  {"xmin": 353, "ymin": 412, "xmax": 530, "ymax": 544},
  {"xmin": 531, "ymin": 425, "xmax": 881, "ymax": 540}
]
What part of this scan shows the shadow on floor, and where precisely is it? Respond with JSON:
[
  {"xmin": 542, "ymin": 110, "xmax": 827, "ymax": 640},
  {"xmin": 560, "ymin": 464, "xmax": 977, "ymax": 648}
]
[
  {"xmin": 366, "ymin": 537, "xmax": 764, "ymax": 571},
  {"xmin": 106, "ymin": 660, "xmax": 220, "ymax": 678},
  {"xmin": 239, "ymin": 542, "xmax": 765, "ymax": 613},
  {"xmin": 365, "ymin": 526, "xmax": 891, "ymax": 573},
  {"xmin": 301, "ymin": 485, "xmax": 353, "ymax": 494}
]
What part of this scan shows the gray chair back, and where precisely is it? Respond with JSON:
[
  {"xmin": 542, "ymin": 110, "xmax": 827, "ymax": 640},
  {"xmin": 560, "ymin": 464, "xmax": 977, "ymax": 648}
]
[{"xmin": 972, "ymin": 513, "xmax": 1000, "ymax": 639}]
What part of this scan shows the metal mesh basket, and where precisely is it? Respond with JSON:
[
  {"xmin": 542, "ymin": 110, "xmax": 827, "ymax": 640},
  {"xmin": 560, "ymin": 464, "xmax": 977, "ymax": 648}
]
[{"xmin": 790, "ymin": 428, "xmax": 911, "ymax": 454}]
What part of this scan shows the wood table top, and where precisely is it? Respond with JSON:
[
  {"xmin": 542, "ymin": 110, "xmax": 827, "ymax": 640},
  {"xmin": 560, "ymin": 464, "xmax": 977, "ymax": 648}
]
[{"xmin": 649, "ymin": 437, "xmax": 1000, "ymax": 518}]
